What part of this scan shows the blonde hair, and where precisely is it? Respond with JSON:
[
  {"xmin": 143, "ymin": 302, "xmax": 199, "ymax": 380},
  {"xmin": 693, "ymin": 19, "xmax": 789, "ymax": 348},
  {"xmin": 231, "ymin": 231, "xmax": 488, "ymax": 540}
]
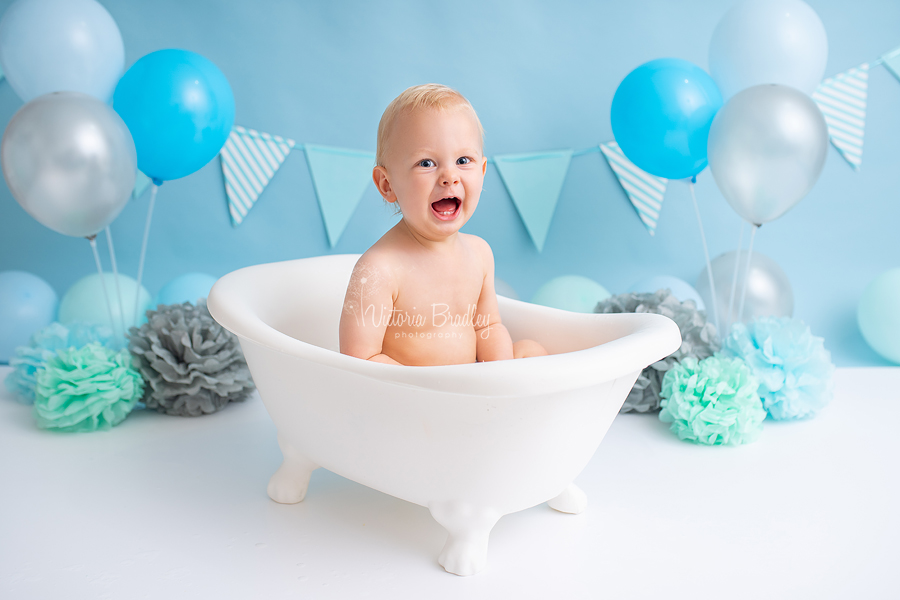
[{"xmin": 375, "ymin": 83, "xmax": 484, "ymax": 167}]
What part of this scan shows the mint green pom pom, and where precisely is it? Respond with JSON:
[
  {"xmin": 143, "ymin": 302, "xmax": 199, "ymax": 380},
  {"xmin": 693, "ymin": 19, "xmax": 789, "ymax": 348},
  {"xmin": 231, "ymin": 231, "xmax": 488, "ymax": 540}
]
[
  {"xmin": 659, "ymin": 355, "xmax": 766, "ymax": 446},
  {"xmin": 33, "ymin": 343, "xmax": 144, "ymax": 432}
]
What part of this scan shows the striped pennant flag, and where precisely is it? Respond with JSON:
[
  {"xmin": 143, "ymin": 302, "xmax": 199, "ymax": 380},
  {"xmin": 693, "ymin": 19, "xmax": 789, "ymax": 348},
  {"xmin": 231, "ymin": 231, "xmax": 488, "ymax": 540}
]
[
  {"xmin": 493, "ymin": 150, "xmax": 573, "ymax": 252},
  {"xmin": 599, "ymin": 141, "xmax": 667, "ymax": 236},
  {"xmin": 220, "ymin": 126, "xmax": 296, "ymax": 226},
  {"xmin": 812, "ymin": 63, "xmax": 868, "ymax": 170}
]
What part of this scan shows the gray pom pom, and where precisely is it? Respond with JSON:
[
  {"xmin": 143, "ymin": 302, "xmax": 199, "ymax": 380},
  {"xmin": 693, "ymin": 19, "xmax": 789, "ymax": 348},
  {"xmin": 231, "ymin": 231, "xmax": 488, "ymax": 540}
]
[
  {"xmin": 595, "ymin": 289, "xmax": 720, "ymax": 413},
  {"xmin": 127, "ymin": 300, "xmax": 255, "ymax": 416}
]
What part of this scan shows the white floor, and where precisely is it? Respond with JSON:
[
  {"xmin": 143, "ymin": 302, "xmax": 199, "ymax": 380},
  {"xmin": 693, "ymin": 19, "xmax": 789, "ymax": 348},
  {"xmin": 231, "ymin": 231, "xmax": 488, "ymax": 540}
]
[{"xmin": 0, "ymin": 366, "xmax": 897, "ymax": 600}]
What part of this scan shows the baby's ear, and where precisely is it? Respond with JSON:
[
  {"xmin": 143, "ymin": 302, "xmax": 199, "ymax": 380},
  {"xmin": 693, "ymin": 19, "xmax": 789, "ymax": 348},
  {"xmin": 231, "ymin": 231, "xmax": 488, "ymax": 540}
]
[
  {"xmin": 482, "ymin": 157, "xmax": 487, "ymax": 176},
  {"xmin": 372, "ymin": 166, "xmax": 397, "ymax": 202}
]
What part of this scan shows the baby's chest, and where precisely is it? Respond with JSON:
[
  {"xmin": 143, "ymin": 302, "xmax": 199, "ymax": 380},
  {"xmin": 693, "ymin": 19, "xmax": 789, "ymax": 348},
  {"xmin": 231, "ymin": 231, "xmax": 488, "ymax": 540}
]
[{"xmin": 393, "ymin": 265, "xmax": 484, "ymax": 322}]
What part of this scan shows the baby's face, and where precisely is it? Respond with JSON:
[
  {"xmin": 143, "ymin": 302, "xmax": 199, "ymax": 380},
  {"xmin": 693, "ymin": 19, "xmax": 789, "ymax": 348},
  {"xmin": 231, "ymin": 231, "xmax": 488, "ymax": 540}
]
[{"xmin": 377, "ymin": 107, "xmax": 487, "ymax": 242}]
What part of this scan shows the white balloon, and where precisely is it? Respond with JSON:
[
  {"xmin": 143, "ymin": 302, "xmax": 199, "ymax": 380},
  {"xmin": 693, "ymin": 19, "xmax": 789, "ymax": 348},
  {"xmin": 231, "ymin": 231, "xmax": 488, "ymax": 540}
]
[
  {"xmin": 708, "ymin": 84, "xmax": 828, "ymax": 225},
  {"xmin": 709, "ymin": 0, "xmax": 828, "ymax": 100}
]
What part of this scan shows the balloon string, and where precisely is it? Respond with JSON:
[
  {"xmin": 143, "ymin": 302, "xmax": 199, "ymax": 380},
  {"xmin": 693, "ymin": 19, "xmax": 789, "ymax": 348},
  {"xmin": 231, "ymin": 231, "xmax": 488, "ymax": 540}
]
[
  {"xmin": 105, "ymin": 226, "xmax": 127, "ymax": 340},
  {"xmin": 134, "ymin": 183, "xmax": 158, "ymax": 326},
  {"xmin": 88, "ymin": 237, "xmax": 116, "ymax": 341},
  {"xmin": 727, "ymin": 221, "xmax": 745, "ymax": 332},
  {"xmin": 737, "ymin": 224, "xmax": 759, "ymax": 323},
  {"xmin": 688, "ymin": 181, "xmax": 720, "ymax": 335}
]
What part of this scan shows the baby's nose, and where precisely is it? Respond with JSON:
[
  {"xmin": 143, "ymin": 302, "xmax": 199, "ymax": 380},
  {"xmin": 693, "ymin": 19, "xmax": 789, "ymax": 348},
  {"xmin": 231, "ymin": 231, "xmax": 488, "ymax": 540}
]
[{"xmin": 441, "ymin": 170, "xmax": 460, "ymax": 185}]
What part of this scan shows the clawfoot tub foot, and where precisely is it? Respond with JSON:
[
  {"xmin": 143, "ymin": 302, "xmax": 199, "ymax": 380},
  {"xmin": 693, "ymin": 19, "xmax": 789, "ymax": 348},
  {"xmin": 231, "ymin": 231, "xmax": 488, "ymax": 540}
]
[
  {"xmin": 548, "ymin": 483, "xmax": 588, "ymax": 515},
  {"xmin": 428, "ymin": 502, "xmax": 501, "ymax": 576},
  {"xmin": 267, "ymin": 436, "xmax": 319, "ymax": 504}
]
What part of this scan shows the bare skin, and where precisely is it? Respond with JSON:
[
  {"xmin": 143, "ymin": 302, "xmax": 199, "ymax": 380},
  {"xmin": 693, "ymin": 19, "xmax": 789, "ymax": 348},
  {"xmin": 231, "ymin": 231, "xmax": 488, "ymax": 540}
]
[{"xmin": 339, "ymin": 105, "xmax": 547, "ymax": 366}]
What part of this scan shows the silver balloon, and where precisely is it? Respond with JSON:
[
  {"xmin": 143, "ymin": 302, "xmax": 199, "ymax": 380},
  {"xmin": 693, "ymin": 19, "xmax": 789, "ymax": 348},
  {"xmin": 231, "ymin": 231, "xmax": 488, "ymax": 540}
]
[
  {"xmin": 708, "ymin": 84, "xmax": 828, "ymax": 225},
  {"xmin": 695, "ymin": 250, "xmax": 793, "ymax": 328},
  {"xmin": 1, "ymin": 91, "xmax": 136, "ymax": 238}
]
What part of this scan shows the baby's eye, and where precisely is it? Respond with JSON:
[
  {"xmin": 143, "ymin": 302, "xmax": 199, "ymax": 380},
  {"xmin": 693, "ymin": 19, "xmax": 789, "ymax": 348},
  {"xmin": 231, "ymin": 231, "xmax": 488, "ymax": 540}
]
[
  {"xmin": 417, "ymin": 159, "xmax": 435, "ymax": 168},
  {"xmin": 457, "ymin": 157, "xmax": 472, "ymax": 165}
]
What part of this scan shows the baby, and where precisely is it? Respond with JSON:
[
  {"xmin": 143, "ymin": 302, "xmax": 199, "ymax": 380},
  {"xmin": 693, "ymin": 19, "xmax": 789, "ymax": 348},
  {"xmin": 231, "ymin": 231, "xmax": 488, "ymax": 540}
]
[{"xmin": 339, "ymin": 84, "xmax": 547, "ymax": 366}]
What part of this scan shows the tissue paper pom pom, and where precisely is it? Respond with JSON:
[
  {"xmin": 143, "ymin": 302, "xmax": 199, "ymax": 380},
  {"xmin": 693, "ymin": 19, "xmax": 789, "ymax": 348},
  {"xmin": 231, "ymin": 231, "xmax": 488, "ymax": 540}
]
[
  {"xmin": 33, "ymin": 343, "xmax": 143, "ymax": 432},
  {"xmin": 659, "ymin": 355, "xmax": 765, "ymax": 445},
  {"xmin": 5, "ymin": 322, "xmax": 113, "ymax": 404},
  {"xmin": 127, "ymin": 300, "xmax": 254, "ymax": 416},
  {"xmin": 720, "ymin": 317, "xmax": 835, "ymax": 420},
  {"xmin": 596, "ymin": 289, "xmax": 719, "ymax": 412}
]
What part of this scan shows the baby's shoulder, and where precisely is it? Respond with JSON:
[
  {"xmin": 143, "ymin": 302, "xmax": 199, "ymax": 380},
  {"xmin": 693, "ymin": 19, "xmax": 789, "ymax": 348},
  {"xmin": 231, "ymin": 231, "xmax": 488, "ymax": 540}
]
[{"xmin": 459, "ymin": 233, "xmax": 494, "ymax": 265}]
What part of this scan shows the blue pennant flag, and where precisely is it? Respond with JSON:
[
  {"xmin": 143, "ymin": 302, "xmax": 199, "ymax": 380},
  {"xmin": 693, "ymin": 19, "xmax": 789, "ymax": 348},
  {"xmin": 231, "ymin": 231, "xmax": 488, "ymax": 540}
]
[
  {"xmin": 493, "ymin": 150, "xmax": 573, "ymax": 252},
  {"xmin": 813, "ymin": 63, "xmax": 868, "ymax": 170},
  {"xmin": 304, "ymin": 144, "xmax": 375, "ymax": 247},
  {"xmin": 600, "ymin": 141, "xmax": 667, "ymax": 236},
  {"xmin": 220, "ymin": 126, "xmax": 296, "ymax": 227},
  {"xmin": 881, "ymin": 46, "xmax": 900, "ymax": 82},
  {"xmin": 132, "ymin": 171, "xmax": 152, "ymax": 199}
]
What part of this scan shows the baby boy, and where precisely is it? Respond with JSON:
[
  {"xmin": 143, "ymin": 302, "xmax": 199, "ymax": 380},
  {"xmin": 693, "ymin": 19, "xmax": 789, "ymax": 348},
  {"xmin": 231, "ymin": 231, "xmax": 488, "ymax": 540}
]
[{"xmin": 339, "ymin": 84, "xmax": 547, "ymax": 366}]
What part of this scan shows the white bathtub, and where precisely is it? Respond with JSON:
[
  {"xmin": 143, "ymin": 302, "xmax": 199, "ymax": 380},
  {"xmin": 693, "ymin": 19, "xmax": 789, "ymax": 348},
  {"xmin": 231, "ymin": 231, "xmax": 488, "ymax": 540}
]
[{"xmin": 207, "ymin": 254, "xmax": 681, "ymax": 576}]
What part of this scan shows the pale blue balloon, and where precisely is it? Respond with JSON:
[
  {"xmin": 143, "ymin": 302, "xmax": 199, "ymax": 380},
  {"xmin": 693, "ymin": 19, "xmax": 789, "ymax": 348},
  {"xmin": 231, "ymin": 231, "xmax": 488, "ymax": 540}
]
[
  {"xmin": 59, "ymin": 273, "xmax": 153, "ymax": 332},
  {"xmin": 531, "ymin": 275, "xmax": 610, "ymax": 313},
  {"xmin": 858, "ymin": 269, "xmax": 900, "ymax": 364},
  {"xmin": 0, "ymin": 271, "xmax": 58, "ymax": 362},
  {"xmin": 0, "ymin": 0, "xmax": 124, "ymax": 103},
  {"xmin": 494, "ymin": 277, "xmax": 519, "ymax": 300},
  {"xmin": 156, "ymin": 273, "xmax": 218, "ymax": 306},
  {"xmin": 628, "ymin": 276, "xmax": 705, "ymax": 311}
]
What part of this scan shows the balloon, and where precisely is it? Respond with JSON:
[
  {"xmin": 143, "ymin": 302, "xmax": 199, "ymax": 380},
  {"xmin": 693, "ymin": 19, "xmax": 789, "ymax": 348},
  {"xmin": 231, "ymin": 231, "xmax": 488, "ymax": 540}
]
[
  {"xmin": 531, "ymin": 275, "xmax": 610, "ymax": 313},
  {"xmin": 0, "ymin": 0, "xmax": 124, "ymax": 103},
  {"xmin": 611, "ymin": 58, "xmax": 723, "ymax": 179},
  {"xmin": 0, "ymin": 271, "xmax": 58, "ymax": 361},
  {"xmin": 113, "ymin": 49, "xmax": 235, "ymax": 182},
  {"xmin": 707, "ymin": 85, "xmax": 828, "ymax": 225},
  {"xmin": 494, "ymin": 278, "xmax": 519, "ymax": 300},
  {"xmin": 628, "ymin": 276, "xmax": 705, "ymax": 311},
  {"xmin": 156, "ymin": 273, "xmax": 218, "ymax": 306},
  {"xmin": 858, "ymin": 269, "xmax": 900, "ymax": 364},
  {"xmin": 60, "ymin": 273, "xmax": 153, "ymax": 331},
  {"xmin": 1, "ymin": 91, "xmax": 137, "ymax": 238},
  {"xmin": 709, "ymin": 0, "xmax": 828, "ymax": 100},
  {"xmin": 695, "ymin": 251, "xmax": 793, "ymax": 329}
]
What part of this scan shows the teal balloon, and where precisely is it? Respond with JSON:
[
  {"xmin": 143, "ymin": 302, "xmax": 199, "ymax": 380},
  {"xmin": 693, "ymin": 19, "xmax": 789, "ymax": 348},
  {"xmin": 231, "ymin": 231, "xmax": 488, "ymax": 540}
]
[
  {"xmin": 113, "ymin": 49, "xmax": 235, "ymax": 182},
  {"xmin": 858, "ymin": 269, "xmax": 900, "ymax": 364},
  {"xmin": 156, "ymin": 273, "xmax": 218, "ymax": 306},
  {"xmin": 628, "ymin": 276, "xmax": 705, "ymax": 310},
  {"xmin": 0, "ymin": 271, "xmax": 58, "ymax": 361},
  {"xmin": 531, "ymin": 275, "xmax": 610, "ymax": 313},
  {"xmin": 611, "ymin": 58, "xmax": 723, "ymax": 179},
  {"xmin": 59, "ymin": 273, "xmax": 152, "ymax": 331}
]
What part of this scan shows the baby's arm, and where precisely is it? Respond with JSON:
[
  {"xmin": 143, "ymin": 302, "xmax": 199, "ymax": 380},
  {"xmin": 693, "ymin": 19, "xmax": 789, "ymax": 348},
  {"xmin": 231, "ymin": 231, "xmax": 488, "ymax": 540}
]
[
  {"xmin": 471, "ymin": 237, "xmax": 515, "ymax": 362},
  {"xmin": 339, "ymin": 254, "xmax": 402, "ymax": 365}
]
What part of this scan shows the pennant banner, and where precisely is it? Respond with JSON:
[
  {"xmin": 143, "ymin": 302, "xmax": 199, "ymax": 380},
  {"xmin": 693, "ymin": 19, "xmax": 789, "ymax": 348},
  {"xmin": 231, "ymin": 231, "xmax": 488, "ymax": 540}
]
[
  {"xmin": 304, "ymin": 144, "xmax": 375, "ymax": 247},
  {"xmin": 880, "ymin": 46, "xmax": 900, "ymax": 82},
  {"xmin": 132, "ymin": 171, "xmax": 152, "ymax": 199},
  {"xmin": 220, "ymin": 125, "xmax": 295, "ymax": 226},
  {"xmin": 493, "ymin": 150, "xmax": 573, "ymax": 252},
  {"xmin": 600, "ymin": 141, "xmax": 667, "ymax": 236},
  {"xmin": 813, "ymin": 63, "xmax": 868, "ymax": 170}
]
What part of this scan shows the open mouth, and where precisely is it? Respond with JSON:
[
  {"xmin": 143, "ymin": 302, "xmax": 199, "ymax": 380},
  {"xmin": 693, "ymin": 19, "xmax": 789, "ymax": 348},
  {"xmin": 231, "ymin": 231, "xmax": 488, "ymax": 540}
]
[{"xmin": 431, "ymin": 197, "xmax": 460, "ymax": 221}]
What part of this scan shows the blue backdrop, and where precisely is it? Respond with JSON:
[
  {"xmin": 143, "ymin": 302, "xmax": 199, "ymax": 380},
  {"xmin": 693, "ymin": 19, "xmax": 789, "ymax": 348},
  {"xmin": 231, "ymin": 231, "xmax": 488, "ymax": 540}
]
[{"xmin": 0, "ymin": 0, "xmax": 898, "ymax": 366}]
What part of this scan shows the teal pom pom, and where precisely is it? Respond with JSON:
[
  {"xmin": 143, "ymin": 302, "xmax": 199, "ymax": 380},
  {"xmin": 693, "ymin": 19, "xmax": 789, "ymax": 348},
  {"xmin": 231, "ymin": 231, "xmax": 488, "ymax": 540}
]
[
  {"xmin": 4, "ymin": 322, "xmax": 113, "ymax": 404},
  {"xmin": 33, "ymin": 343, "xmax": 144, "ymax": 432},
  {"xmin": 660, "ymin": 355, "xmax": 766, "ymax": 445},
  {"xmin": 720, "ymin": 317, "xmax": 835, "ymax": 420}
]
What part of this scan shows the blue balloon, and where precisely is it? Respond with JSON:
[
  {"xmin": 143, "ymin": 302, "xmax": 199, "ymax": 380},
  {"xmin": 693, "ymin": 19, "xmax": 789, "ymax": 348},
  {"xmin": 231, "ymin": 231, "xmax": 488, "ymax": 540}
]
[
  {"xmin": 531, "ymin": 275, "xmax": 610, "ymax": 313},
  {"xmin": 858, "ymin": 268, "xmax": 900, "ymax": 364},
  {"xmin": 628, "ymin": 276, "xmax": 705, "ymax": 311},
  {"xmin": 0, "ymin": 271, "xmax": 58, "ymax": 361},
  {"xmin": 113, "ymin": 49, "xmax": 235, "ymax": 182},
  {"xmin": 156, "ymin": 273, "xmax": 218, "ymax": 306},
  {"xmin": 611, "ymin": 58, "xmax": 723, "ymax": 179}
]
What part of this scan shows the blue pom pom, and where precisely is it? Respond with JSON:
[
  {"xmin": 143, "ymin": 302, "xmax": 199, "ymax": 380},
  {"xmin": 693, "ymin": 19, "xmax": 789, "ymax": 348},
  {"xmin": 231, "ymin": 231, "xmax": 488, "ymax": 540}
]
[
  {"xmin": 4, "ymin": 322, "xmax": 114, "ymax": 404},
  {"xmin": 720, "ymin": 317, "xmax": 835, "ymax": 420}
]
